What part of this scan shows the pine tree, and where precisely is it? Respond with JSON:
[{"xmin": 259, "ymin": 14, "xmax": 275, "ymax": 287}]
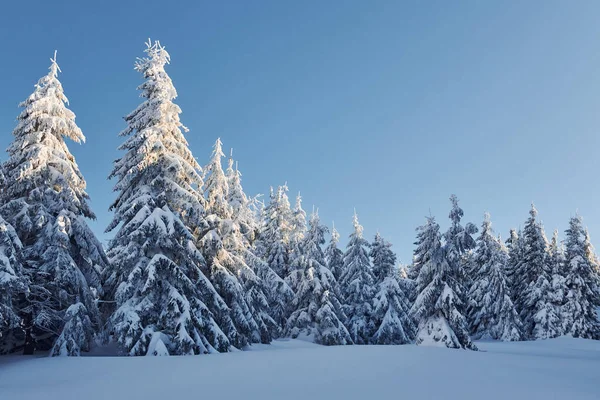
[
  {"xmin": 1, "ymin": 52, "xmax": 107, "ymax": 355},
  {"xmin": 289, "ymin": 193, "xmax": 307, "ymax": 264},
  {"xmin": 200, "ymin": 138, "xmax": 263, "ymax": 348},
  {"xmin": 504, "ymin": 229, "xmax": 523, "ymax": 292},
  {"xmin": 263, "ymin": 185, "xmax": 293, "ymax": 280},
  {"xmin": 339, "ymin": 212, "xmax": 376, "ymax": 344},
  {"xmin": 410, "ymin": 216, "xmax": 477, "ymax": 350},
  {"xmin": 104, "ymin": 40, "xmax": 229, "ymax": 356},
  {"xmin": 224, "ymin": 151, "xmax": 280, "ymax": 342},
  {"xmin": 443, "ymin": 194, "xmax": 477, "ymax": 299},
  {"xmin": 325, "ymin": 222, "xmax": 344, "ymax": 281},
  {"xmin": 409, "ymin": 216, "xmax": 441, "ymax": 282},
  {"xmin": 0, "ymin": 217, "xmax": 26, "ymax": 354},
  {"xmin": 225, "ymin": 150, "xmax": 259, "ymax": 245},
  {"xmin": 286, "ymin": 211, "xmax": 351, "ymax": 345},
  {"xmin": 467, "ymin": 213, "xmax": 522, "ymax": 341},
  {"xmin": 259, "ymin": 185, "xmax": 295, "ymax": 328},
  {"xmin": 370, "ymin": 233, "xmax": 414, "ymax": 344},
  {"xmin": 561, "ymin": 215, "xmax": 600, "ymax": 339},
  {"xmin": 518, "ymin": 204, "xmax": 561, "ymax": 339}
]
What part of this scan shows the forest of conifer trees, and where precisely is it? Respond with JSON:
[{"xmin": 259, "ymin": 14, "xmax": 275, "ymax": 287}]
[{"xmin": 0, "ymin": 40, "xmax": 599, "ymax": 357}]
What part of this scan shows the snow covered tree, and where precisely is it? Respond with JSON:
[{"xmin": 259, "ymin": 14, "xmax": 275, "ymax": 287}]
[
  {"xmin": 370, "ymin": 232, "xmax": 396, "ymax": 282},
  {"xmin": 104, "ymin": 40, "xmax": 229, "ymax": 356},
  {"xmin": 561, "ymin": 215, "xmax": 600, "ymax": 339},
  {"xmin": 339, "ymin": 212, "xmax": 376, "ymax": 344},
  {"xmin": 50, "ymin": 303, "xmax": 93, "ymax": 356},
  {"xmin": 261, "ymin": 185, "xmax": 293, "ymax": 281},
  {"xmin": 325, "ymin": 222, "xmax": 344, "ymax": 281},
  {"xmin": 369, "ymin": 233, "xmax": 414, "ymax": 344},
  {"xmin": 410, "ymin": 216, "xmax": 477, "ymax": 350},
  {"xmin": 289, "ymin": 193, "xmax": 307, "ymax": 263},
  {"xmin": 504, "ymin": 229, "xmax": 523, "ymax": 292},
  {"xmin": 443, "ymin": 194, "xmax": 477, "ymax": 296},
  {"xmin": 516, "ymin": 204, "xmax": 561, "ymax": 339},
  {"xmin": 286, "ymin": 211, "xmax": 351, "ymax": 345},
  {"xmin": 409, "ymin": 216, "xmax": 441, "ymax": 282},
  {"xmin": 0, "ymin": 217, "xmax": 25, "ymax": 354},
  {"xmin": 201, "ymin": 138, "xmax": 278, "ymax": 348},
  {"xmin": 1, "ymin": 52, "xmax": 107, "ymax": 355},
  {"xmin": 467, "ymin": 213, "xmax": 522, "ymax": 341},
  {"xmin": 225, "ymin": 150, "xmax": 259, "ymax": 245}
]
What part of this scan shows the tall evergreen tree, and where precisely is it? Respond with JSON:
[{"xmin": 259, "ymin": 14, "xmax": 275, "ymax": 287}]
[
  {"xmin": 325, "ymin": 222, "xmax": 344, "ymax": 281},
  {"xmin": 504, "ymin": 229, "xmax": 523, "ymax": 293},
  {"xmin": 410, "ymin": 216, "xmax": 477, "ymax": 350},
  {"xmin": 0, "ymin": 217, "xmax": 25, "ymax": 354},
  {"xmin": 104, "ymin": 40, "xmax": 229, "ymax": 356},
  {"xmin": 286, "ymin": 211, "xmax": 351, "ymax": 345},
  {"xmin": 339, "ymin": 212, "xmax": 376, "ymax": 344},
  {"xmin": 1, "ymin": 53, "xmax": 107, "ymax": 355},
  {"xmin": 289, "ymin": 193, "xmax": 307, "ymax": 263},
  {"xmin": 517, "ymin": 204, "xmax": 561, "ymax": 339},
  {"xmin": 200, "ymin": 138, "xmax": 262, "ymax": 348},
  {"xmin": 409, "ymin": 217, "xmax": 440, "ymax": 283},
  {"xmin": 467, "ymin": 213, "xmax": 522, "ymax": 341},
  {"xmin": 257, "ymin": 185, "xmax": 294, "ymax": 329},
  {"xmin": 443, "ymin": 194, "xmax": 477, "ymax": 298},
  {"xmin": 561, "ymin": 215, "xmax": 600, "ymax": 339},
  {"xmin": 369, "ymin": 233, "xmax": 414, "ymax": 344},
  {"xmin": 224, "ymin": 151, "xmax": 280, "ymax": 342}
]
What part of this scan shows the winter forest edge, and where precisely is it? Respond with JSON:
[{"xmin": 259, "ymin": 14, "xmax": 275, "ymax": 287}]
[{"xmin": 0, "ymin": 40, "xmax": 599, "ymax": 357}]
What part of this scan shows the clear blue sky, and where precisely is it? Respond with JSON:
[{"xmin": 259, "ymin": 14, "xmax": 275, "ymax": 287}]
[{"xmin": 1, "ymin": 1, "xmax": 599, "ymax": 263}]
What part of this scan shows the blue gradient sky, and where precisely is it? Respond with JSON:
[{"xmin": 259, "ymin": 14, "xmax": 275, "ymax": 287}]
[{"xmin": 1, "ymin": 1, "xmax": 599, "ymax": 262}]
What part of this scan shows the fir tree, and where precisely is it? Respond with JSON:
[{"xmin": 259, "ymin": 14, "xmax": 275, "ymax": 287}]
[
  {"xmin": 409, "ymin": 216, "xmax": 441, "ymax": 282},
  {"xmin": 467, "ymin": 213, "xmax": 522, "ymax": 341},
  {"xmin": 104, "ymin": 40, "xmax": 229, "ymax": 356},
  {"xmin": 325, "ymin": 222, "xmax": 344, "ymax": 281},
  {"xmin": 370, "ymin": 232, "xmax": 396, "ymax": 282},
  {"xmin": 443, "ymin": 194, "xmax": 477, "ymax": 299},
  {"xmin": 286, "ymin": 211, "xmax": 351, "ymax": 345},
  {"xmin": 504, "ymin": 229, "xmax": 523, "ymax": 292},
  {"xmin": 561, "ymin": 215, "xmax": 600, "ymax": 339},
  {"xmin": 289, "ymin": 193, "xmax": 307, "ymax": 264},
  {"xmin": 518, "ymin": 204, "xmax": 561, "ymax": 339},
  {"xmin": 410, "ymin": 216, "xmax": 477, "ymax": 350},
  {"xmin": 1, "ymin": 52, "xmax": 107, "ymax": 355},
  {"xmin": 258, "ymin": 186, "xmax": 295, "ymax": 329},
  {"xmin": 339, "ymin": 212, "xmax": 376, "ymax": 344},
  {"xmin": 370, "ymin": 233, "xmax": 414, "ymax": 344},
  {"xmin": 0, "ymin": 217, "xmax": 25, "ymax": 354},
  {"xmin": 200, "ymin": 138, "xmax": 263, "ymax": 348}
]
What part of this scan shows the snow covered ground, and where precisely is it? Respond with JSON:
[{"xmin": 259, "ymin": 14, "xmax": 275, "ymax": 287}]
[{"xmin": 1, "ymin": 338, "xmax": 598, "ymax": 400}]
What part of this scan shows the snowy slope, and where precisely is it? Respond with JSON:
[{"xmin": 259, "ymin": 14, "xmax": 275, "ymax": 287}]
[{"xmin": 1, "ymin": 338, "xmax": 599, "ymax": 400}]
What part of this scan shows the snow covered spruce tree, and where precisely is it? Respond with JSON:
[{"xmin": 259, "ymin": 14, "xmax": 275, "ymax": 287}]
[
  {"xmin": 289, "ymin": 193, "xmax": 307, "ymax": 264},
  {"xmin": 410, "ymin": 216, "xmax": 477, "ymax": 350},
  {"xmin": 504, "ymin": 229, "xmax": 523, "ymax": 292},
  {"xmin": 467, "ymin": 213, "xmax": 522, "ymax": 341},
  {"xmin": 201, "ymin": 138, "xmax": 283, "ymax": 347},
  {"xmin": 286, "ymin": 211, "xmax": 351, "ymax": 345},
  {"xmin": 517, "ymin": 205, "xmax": 562, "ymax": 339},
  {"xmin": 1, "ymin": 53, "xmax": 107, "ymax": 356},
  {"xmin": 104, "ymin": 40, "xmax": 229, "ymax": 356},
  {"xmin": 325, "ymin": 223, "xmax": 344, "ymax": 281},
  {"xmin": 369, "ymin": 233, "xmax": 414, "ymax": 344},
  {"xmin": 561, "ymin": 215, "xmax": 600, "ymax": 339},
  {"xmin": 224, "ymin": 150, "xmax": 282, "ymax": 342},
  {"xmin": 443, "ymin": 194, "xmax": 477, "ymax": 295},
  {"xmin": 339, "ymin": 212, "xmax": 376, "ymax": 344},
  {"xmin": 259, "ymin": 185, "xmax": 294, "ymax": 328},
  {"xmin": 0, "ymin": 217, "xmax": 26, "ymax": 354}
]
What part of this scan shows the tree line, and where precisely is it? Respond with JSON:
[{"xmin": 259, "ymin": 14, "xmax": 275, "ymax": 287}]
[{"xmin": 0, "ymin": 41, "xmax": 599, "ymax": 357}]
